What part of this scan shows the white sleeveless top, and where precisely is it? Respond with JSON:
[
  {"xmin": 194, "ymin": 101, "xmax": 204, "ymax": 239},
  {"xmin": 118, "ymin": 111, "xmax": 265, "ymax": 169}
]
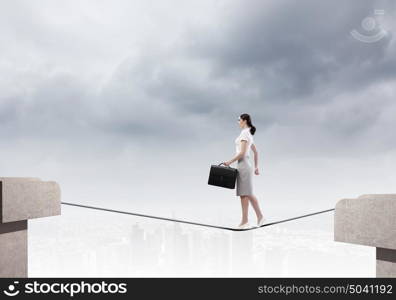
[{"xmin": 235, "ymin": 127, "xmax": 254, "ymax": 158}]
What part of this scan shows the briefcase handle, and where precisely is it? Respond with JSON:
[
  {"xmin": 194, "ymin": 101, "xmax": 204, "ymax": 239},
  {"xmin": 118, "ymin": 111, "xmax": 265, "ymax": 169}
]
[{"xmin": 218, "ymin": 162, "xmax": 231, "ymax": 168}]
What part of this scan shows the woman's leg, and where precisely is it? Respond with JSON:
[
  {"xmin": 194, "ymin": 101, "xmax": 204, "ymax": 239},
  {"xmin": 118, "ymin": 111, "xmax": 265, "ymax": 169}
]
[
  {"xmin": 247, "ymin": 194, "xmax": 263, "ymax": 221},
  {"xmin": 239, "ymin": 195, "xmax": 250, "ymax": 225}
]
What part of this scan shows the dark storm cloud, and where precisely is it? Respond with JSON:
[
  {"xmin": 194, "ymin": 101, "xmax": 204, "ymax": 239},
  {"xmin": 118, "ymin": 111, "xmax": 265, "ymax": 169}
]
[{"xmin": 182, "ymin": 0, "xmax": 395, "ymax": 102}]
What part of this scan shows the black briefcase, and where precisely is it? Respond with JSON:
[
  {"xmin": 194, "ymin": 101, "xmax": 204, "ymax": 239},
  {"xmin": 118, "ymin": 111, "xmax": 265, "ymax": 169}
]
[{"xmin": 208, "ymin": 163, "xmax": 238, "ymax": 189}]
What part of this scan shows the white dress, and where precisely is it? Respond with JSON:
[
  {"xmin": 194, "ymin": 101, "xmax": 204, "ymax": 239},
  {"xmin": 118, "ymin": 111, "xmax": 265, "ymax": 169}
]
[{"xmin": 234, "ymin": 127, "xmax": 254, "ymax": 196}]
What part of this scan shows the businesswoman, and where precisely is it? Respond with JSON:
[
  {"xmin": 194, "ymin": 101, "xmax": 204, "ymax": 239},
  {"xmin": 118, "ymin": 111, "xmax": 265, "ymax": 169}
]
[{"xmin": 223, "ymin": 113, "xmax": 265, "ymax": 229}]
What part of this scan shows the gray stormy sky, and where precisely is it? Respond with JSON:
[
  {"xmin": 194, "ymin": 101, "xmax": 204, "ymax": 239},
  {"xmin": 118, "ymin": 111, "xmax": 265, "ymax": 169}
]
[{"xmin": 1, "ymin": 0, "xmax": 396, "ymax": 223}]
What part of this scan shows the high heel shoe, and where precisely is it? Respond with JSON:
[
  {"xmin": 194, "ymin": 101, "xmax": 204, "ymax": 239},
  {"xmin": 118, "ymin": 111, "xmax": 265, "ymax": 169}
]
[
  {"xmin": 257, "ymin": 216, "xmax": 266, "ymax": 227},
  {"xmin": 237, "ymin": 222, "xmax": 250, "ymax": 229}
]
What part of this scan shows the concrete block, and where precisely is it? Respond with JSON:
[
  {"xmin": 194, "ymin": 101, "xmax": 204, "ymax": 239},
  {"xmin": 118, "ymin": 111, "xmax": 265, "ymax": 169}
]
[
  {"xmin": 0, "ymin": 177, "xmax": 61, "ymax": 278},
  {"xmin": 0, "ymin": 221, "xmax": 27, "ymax": 277},
  {"xmin": 1, "ymin": 177, "xmax": 61, "ymax": 223},
  {"xmin": 334, "ymin": 194, "xmax": 396, "ymax": 277}
]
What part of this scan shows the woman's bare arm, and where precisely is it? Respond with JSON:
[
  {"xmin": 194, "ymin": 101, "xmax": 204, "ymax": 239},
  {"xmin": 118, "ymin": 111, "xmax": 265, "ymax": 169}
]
[{"xmin": 251, "ymin": 143, "xmax": 258, "ymax": 168}]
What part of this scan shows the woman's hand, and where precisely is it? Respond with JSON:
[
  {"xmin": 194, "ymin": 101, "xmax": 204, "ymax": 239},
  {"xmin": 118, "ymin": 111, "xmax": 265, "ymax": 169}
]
[
  {"xmin": 223, "ymin": 161, "xmax": 232, "ymax": 166},
  {"xmin": 254, "ymin": 167, "xmax": 260, "ymax": 175}
]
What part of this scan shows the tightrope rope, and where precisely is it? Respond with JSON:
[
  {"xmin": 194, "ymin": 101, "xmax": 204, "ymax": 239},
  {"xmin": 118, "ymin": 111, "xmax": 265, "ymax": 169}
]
[{"xmin": 61, "ymin": 202, "xmax": 334, "ymax": 231}]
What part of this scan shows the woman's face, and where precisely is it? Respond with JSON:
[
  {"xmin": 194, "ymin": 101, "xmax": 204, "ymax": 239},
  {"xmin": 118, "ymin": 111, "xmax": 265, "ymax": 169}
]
[{"xmin": 238, "ymin": 117, "xmax": 246, "ymax": 128}]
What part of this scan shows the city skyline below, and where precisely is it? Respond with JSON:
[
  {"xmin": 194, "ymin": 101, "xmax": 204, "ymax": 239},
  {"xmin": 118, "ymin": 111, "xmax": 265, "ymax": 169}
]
[{"xmin": 28, "ymin": 205, "xmax": 374, "ymax": 277}]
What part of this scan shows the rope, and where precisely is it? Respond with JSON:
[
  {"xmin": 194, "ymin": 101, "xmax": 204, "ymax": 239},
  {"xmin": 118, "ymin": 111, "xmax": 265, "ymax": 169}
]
[{"xmin": 61, "ymin": 202, "xmax": 334, "ymax": 231}]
